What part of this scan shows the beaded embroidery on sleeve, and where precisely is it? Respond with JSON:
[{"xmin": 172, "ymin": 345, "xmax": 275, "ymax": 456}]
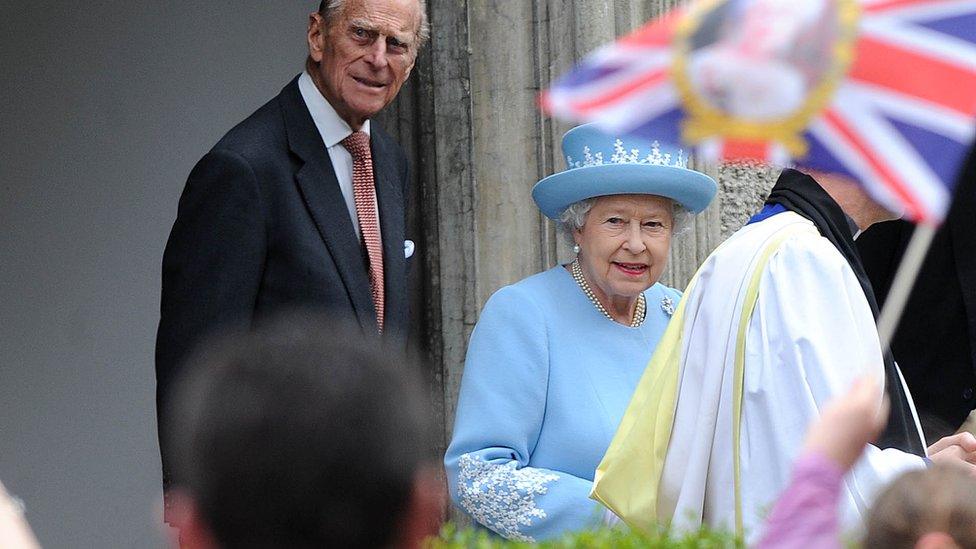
[{"xmin": 456, "ymin": 453, "xmax": 560, "ymax": 542}]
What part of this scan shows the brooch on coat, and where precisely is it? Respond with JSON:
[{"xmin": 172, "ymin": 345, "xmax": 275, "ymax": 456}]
[{"xmin": 661, "ymin": 296, "xmax": 675, "ymax": 317}]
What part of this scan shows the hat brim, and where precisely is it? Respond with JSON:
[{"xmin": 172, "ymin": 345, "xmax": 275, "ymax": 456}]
[{"xmin": 531, "ymin": 163, "xmax": 718, "ymax": 219}]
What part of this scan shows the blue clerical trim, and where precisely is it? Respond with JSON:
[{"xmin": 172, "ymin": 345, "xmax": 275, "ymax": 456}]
[{"xmin": 746, "ymin": 203, "xmax": 787, "ymax": 225}]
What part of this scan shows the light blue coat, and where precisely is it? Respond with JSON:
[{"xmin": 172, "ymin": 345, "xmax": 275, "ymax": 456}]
[{"xmin": 445, "ymin": 266, "xmax": 680, "ymax": 541}]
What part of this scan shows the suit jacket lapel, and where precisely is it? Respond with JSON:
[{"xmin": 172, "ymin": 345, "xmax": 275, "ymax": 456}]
[
  {"xmin": 371, "ymin": 130, "xmax": 407, "ymax": 338},
  {"xmin": 279, "ymin": 77, "xmax": 377, "ymax": 332}
]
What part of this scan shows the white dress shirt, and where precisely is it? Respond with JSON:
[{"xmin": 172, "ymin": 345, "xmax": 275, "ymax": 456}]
[{"xmin": 298, "ymin": 71, "xmax": 372, "ymax": 239}]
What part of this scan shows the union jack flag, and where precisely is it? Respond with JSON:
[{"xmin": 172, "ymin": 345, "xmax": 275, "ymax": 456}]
[{"xmin": 541, "ymin": 0, "xmax": 976, "ymax": 224}]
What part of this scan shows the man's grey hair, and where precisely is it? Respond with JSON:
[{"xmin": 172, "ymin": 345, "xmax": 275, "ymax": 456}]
[
  {"xmin": 557, "ymin": 196, "xmax": 694, "ymax": 245},
  {"xmin": 319, "ymin": 0, "xmax": 430, "ymax": 48}
]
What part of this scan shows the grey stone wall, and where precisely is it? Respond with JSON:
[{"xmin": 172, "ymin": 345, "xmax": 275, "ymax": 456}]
[{"xmin": 718, "ymin": 163, "xmax": 779, "ymax": 238}]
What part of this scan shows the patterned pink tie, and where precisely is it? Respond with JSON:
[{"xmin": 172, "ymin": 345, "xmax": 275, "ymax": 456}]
[{"xmin": 341, "ymin": 131, "xmax": 384, "ymax": 332}]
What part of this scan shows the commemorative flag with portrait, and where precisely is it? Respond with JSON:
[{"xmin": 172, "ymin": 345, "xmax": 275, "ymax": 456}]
[{"xmin": 541, "ymin": 0, "xmax": 976, "ymax": 225}]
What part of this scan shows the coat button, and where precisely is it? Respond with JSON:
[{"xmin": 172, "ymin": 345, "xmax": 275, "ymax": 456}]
[{"xmin": 964, "ymin": 387, "xmax": 975, "ymax": 401}]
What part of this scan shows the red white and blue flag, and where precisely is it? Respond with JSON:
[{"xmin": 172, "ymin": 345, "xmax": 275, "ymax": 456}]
[{"xmin": 541, "ymin": 0, "xmax": 976, "ymax": 224}]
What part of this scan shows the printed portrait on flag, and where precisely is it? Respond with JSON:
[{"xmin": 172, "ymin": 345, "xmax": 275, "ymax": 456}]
[
  {"xmin": 685, "ymin": 0, "xmax": 839, "ymax": 119},
  {"xmin": 675, "ymin": 0, "xmax": 859, "ymax": 160}
]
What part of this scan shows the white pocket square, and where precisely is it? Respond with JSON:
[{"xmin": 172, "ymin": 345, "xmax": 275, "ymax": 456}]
[{"xmin": 404, "ymin": 239, "xmax": 415, "ymax": 259}]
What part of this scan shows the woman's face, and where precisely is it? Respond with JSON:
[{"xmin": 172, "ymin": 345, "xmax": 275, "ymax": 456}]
[{"xmin": 574, "ymin": 194, "xmax": 674, "ymax": 304}]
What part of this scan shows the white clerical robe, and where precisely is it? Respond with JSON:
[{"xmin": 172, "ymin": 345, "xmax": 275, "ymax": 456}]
[{"xmin": 656, "ymin": 211, "xmax": 926, "ymax": 542}]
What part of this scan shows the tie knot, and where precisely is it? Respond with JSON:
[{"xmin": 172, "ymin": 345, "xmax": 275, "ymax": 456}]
[{"xmin": 341, "ymin": 131, "xmax": 371, "ymax": 161}]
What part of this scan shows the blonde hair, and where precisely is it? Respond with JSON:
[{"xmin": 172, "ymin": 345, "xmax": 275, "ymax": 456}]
[{"xmin": 864, "ymin": 466, "xmax": 976, "ymax": 548}]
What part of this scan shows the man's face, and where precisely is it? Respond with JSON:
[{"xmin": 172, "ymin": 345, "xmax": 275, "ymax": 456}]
[{"xmin": 307, "ymin": 0, "xmax": 420, "ymax": 129}]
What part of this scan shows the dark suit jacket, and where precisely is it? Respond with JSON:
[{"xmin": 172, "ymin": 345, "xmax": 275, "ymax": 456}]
[
  {"xmin": 858, "ymin": 145, "xmax": 976, "ymax": 442},
  {"xmin": 155, "ymin": 76, "xmax": 411, "ymax": 488}
]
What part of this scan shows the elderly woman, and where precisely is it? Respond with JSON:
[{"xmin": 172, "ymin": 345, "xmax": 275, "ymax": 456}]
[{"xmin": 444, "ymin": 124, "xmax": 717, "ymax": 541}]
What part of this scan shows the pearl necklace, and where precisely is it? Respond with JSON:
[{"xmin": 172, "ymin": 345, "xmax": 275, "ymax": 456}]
[{"xmin": 571, "ymin": 259, "xmax": 646, "ymax": 328}]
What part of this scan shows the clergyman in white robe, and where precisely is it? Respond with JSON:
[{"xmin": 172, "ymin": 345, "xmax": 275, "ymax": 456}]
[
  {"xmin": 592, "ymin": 169, "xmax": 929, "ymax": 544},
  {"xmin": 659, "ymin": 209, "xmax": 924, "ymax": 542}
]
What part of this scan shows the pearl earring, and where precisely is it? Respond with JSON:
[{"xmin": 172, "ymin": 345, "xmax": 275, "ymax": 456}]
[{"xmin": 573, "ymin": 244, "xmax": 580, "ymax": 254}]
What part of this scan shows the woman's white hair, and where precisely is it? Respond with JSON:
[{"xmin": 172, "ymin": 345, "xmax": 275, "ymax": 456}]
[{"xmin": 557, "ymin": 196, "xmax": 694, "ymax": 245}]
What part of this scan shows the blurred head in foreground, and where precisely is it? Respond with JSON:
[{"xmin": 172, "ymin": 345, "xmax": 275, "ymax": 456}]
[
  {"xmin": 865, "ymin": 465, "xmax": 976, "ymax": 549},
  {"xmin": 165, "ymin": 314, "xmax": 440, "ymax": 548}
]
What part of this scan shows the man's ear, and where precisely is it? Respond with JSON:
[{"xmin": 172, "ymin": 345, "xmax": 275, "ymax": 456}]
[
  {"xmin": 165, "ymin": 490, "xmax": 220, "ymax": 549},
  {"xmin": 394, "ymin": 464, "xmax": 445, "ymax": 548},
  {"xmin": 915, "ymin": 531, "xmax": 961, "ymax": 549},
  {"xmin": 403, "ymin": 61, "xmax": 415, "ymax": 81},
  {"xmin": 307, "ymin": 12, "xmax": 326, "ymax": 63}
]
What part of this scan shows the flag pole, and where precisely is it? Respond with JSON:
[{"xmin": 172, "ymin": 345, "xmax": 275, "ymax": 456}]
[{"xmin": 876, "ymin": 222, "xmax": 938, "ymax": 352}]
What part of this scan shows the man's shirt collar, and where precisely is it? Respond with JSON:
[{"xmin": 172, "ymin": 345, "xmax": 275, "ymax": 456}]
[
  {"xmin": 298, "ymin": 71, "xmax": 370, "ymax": 148},
  {"xmin": 844, "ymin": 212, "xmax": 862, "ymax": 240}
]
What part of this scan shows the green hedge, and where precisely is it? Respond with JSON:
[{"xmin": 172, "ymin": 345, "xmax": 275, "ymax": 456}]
[{"xmin": 426, "ymin": 523, "xmax": 744, "ymax": 548}]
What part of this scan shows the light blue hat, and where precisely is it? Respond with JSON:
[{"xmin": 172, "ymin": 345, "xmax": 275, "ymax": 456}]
[{"xmin": 532, "ymin": 124, "xmax": 717, "ymax": 219}]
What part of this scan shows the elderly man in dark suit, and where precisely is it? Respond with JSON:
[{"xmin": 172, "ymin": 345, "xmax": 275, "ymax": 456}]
[{"xmin": 155, "ymin": 0, "xmax": 428, "ymax": 520}]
